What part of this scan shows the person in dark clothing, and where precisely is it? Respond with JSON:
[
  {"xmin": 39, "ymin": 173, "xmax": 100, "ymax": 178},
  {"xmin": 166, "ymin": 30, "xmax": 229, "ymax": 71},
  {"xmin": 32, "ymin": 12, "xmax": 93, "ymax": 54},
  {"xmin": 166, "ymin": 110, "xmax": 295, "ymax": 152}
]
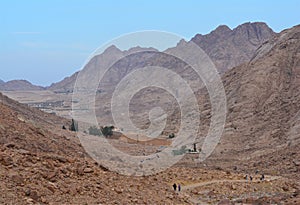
[
  {"xmin": 178, "ymin": 184, "xmax": 181, "ymax": 192},
  {"xmin": 260, "ymin": 174, "xmax": 265, "ymax": 181},
  {"xmin": 250, "ymin": 176, "xmax": 253, "ymax": 181},
  {"xmin": 173, "ymin": 183, "xmax": 177, "ymax": 191}
]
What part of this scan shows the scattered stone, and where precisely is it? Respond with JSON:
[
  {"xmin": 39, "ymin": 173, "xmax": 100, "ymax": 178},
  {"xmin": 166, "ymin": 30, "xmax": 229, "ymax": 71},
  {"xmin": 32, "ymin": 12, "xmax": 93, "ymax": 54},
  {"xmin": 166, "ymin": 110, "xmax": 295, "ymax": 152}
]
[
  {"xmin": 56, "ymin": 156, "xmax": 67, "ymax": 163},
  {"xmin": 114, "ymin": 188, "xmax": 123, "ymax": 194},
  {"xmin": 230, "ymin": 184, "xmax": 236, "ymax": 190},
  {"xmin": 25, "ymin": 189, "xmax": 31, "ymax": 196},
  {"xmin": 218, "ymin": 199, "xmax": 234, "ymax": 205},
  {"xmin": 30, "ymin": 190, "xmax": 40, "ymax": 201},
  {"xmin": 293, "ymin": 160, "xmax": 300, "ymax": 166},
  {"xmin": 83, "ymin": 167, "xmax": 94, "ymax": 173},
  {"xmin": 25, "ymin": 198, "xmax": 34, "ymax": 204},
  {"xmin": 282, "ymin": 186, "xmax": 289, "ymax": 192},
  {"xmin": 45, "ymin": 171, "xmax": 58, "ymax": 182},
  {"xmin": 76, "ymin": 167, "xmax": 84, "ymax": 176},
  {"xmin": 0, "ymin": 154, "xmax": 13, "ymax": 166},
  {"xmin": 10, "ymin": 174, "xmax": 24, "ymax": 185},
  {"xmin": 41, "ymin": 197, "xmax": 48, "ymax": 203}
]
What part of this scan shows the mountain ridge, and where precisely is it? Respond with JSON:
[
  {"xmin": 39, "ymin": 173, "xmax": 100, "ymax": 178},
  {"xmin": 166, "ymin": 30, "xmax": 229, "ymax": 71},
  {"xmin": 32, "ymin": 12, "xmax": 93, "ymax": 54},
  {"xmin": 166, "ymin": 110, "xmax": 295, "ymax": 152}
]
[
  {"xmin": 45, "ymin": 22, "xmax": 276, "ymax": 92},
  {"xmin": 0, "ymin": 80, "xmax": 44, "ymax": 91}
]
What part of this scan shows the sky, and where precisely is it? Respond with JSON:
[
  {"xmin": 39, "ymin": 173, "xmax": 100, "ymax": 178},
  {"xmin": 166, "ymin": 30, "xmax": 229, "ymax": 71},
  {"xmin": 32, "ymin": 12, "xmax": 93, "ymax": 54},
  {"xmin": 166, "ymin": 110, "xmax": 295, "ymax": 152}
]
[{"xmin": 0, "ymin": 0, "xmax": 299, "ymax": 86}]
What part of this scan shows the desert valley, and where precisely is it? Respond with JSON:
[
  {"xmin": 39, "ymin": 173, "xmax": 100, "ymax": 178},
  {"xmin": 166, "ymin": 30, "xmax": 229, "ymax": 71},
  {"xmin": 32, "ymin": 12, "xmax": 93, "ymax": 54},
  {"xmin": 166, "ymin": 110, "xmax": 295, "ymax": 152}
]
[{"xmin": 1, "ymin": 22, "xmax": 300, "ymax": 204}]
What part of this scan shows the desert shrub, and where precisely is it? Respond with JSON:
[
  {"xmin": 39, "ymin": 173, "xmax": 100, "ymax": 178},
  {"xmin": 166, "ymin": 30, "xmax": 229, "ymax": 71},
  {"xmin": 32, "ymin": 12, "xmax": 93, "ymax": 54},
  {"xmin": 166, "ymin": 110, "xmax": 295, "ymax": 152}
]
[
  {"xmin": 172, "ymin": 145, "xmax": 187, "ymax": 155},
  {"xmin": 88, "ymin": 126, "xmax": 102, "ymax": 136}
]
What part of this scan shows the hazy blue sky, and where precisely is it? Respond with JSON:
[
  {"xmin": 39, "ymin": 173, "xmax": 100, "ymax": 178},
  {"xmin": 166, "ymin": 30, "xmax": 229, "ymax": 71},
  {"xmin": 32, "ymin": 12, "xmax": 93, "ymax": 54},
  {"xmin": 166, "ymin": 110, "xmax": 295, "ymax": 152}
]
[{"xmin": 1, "ymin": 0, "xmax": 299, "ymax": 86}]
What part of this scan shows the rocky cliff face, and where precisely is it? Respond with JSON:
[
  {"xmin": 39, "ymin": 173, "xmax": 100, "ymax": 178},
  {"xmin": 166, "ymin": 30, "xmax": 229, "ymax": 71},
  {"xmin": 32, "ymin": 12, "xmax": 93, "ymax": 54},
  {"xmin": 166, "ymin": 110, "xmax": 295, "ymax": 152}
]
[
  {"xmin": 198, "ymin": 25, "xmax": 300, "ymax": 179},
  {"xmin": 191, "ymin": 22, "xmax": 276, "ymax": 73}
]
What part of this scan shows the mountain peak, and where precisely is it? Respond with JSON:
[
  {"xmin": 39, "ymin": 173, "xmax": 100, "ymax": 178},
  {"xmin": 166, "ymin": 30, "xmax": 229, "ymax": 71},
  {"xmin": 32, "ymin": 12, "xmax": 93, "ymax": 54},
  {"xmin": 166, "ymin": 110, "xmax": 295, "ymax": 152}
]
[
  {"xmin": 213, "ymin": 25, "xmax": 232, "ymax": 35},
  {"xmin": 232, "ymin": 22, "xmax": 276, "ymax": 46},
  {"xmin": 124, "ymin": 46, "xmax": 158, "ymax": 54},
  {"xmin": 103, "ymin": 45, "xmax": 122, "ymax": 54},
  {"xmin": 0, "ymin": 79, "xmax": 44, "ymax": 91}
]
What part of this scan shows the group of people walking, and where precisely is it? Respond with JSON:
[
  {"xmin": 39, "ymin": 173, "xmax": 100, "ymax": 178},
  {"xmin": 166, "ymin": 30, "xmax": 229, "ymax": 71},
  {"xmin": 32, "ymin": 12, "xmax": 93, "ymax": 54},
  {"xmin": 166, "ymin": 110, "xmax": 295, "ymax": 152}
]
[
  {"xmin": 245, "ymin": 171, "xmax": 265, "ymax": 181},
  {"xmin": 172, "ymin": 183, "xmax": 181, "ymax": 191}
]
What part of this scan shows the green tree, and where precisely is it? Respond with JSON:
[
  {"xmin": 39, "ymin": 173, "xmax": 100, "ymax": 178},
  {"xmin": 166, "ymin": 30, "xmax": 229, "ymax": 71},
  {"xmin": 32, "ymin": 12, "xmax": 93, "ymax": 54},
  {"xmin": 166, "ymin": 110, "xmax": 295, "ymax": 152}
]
[
  {"xmin": 70, "ymin": 119, "xmax": 78, "ymax": 132},
  {"xmin": 101, "ymin": 126, "xmax": 114, "ymax": 137}
]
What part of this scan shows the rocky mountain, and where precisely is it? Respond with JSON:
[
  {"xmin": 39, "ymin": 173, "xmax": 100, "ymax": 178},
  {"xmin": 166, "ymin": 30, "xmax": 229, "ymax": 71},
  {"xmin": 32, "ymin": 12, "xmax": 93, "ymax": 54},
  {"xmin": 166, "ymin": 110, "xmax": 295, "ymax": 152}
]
[
  {"xmin": 48, "ymin": 22, "xmax": 275, "ymax": 92},
  {"xmin": 47, "ymin": 72, "xmax": 79, "ymax": 93},
  {"xmin": 0, "ymin": 80, "xmax": 44, "ymax": 91},
  {"xmin": 195, "ymin": 24, "xmax": 300, "ymax": 181},
  {"xmin": 47, "ymin": 45, "xmax": 158, "ymax": 92},
  {"xmin": 0, "ymin": 92, "xmax": 188, "ymax": 204},
  {"xmin": 1, "ymin": 23, "xmax": 300, "ymax": 204},
  {"xmin": 191, "ymin": 22, "xmax": 276, "ymax": 73}
]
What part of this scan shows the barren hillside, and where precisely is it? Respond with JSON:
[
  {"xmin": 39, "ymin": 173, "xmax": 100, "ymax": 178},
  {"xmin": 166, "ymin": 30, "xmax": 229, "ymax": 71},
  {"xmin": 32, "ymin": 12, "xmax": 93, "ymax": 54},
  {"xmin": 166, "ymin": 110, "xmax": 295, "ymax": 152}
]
[
  {"xmin": 194, "ymin": 25, "xmax": 300, "ymax": 182},
  {"xmin": 1, "ymin": 91, "xmax": 299, "ymax": 204}
]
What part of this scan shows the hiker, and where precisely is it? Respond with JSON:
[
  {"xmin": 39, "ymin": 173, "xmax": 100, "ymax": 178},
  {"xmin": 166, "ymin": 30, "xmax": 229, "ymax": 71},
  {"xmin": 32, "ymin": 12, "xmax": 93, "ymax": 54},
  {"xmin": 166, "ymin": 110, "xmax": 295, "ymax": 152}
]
[
  {"xmin": 245, "ymin": 175, "xmax": 248, "ymax": 180},
  {"xmin": 178, "ymin": 184, "xmax": 181, "ymax": 192},
  {"xmin": 250, "ymin": 176, "xmax": 253, "ymax": 181},
  {"xmin": 260, "ymin": 174, "xmax": 265, "ymax": 181},
  {"xmin": 172, "ymin": 183, "xmax": 177, "ymax": 191}
]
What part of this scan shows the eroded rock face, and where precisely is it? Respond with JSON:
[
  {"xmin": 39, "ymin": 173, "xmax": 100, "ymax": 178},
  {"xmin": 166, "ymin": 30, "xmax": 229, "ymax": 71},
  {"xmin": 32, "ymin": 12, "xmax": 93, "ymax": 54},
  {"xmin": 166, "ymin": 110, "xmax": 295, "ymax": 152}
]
[
  {"xmin": 191, "ymin": 22, "xmax": 276, "ymax": 73},
  {"xmin": 197, "ymin": 25, "xmax": 300, "ymax": 181}
]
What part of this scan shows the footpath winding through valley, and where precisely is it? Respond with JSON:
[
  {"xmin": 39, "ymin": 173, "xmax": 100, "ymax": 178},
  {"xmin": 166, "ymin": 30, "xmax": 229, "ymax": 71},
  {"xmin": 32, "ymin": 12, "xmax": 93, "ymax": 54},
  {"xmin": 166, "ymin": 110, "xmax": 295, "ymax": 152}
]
[{"xmin": 180, "ymin": 175, "xmax": 282, "ymax": 204}]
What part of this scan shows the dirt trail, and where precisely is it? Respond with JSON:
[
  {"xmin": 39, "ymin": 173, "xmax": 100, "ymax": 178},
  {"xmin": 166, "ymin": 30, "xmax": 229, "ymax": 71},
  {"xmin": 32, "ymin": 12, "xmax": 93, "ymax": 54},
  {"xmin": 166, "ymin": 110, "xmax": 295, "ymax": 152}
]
[
  {"xmin": 182, "ymin": 175, "xmax": 281, "ymax": 191},
  {"xmin": 180, "ymin": 175, "xmax": 281, "ymax": 204}
]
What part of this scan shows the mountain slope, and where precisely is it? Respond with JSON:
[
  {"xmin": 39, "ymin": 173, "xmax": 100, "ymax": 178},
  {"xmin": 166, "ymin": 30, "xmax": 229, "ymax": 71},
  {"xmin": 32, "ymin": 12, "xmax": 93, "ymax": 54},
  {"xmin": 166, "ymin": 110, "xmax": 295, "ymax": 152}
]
[
  {"xmin": 201, "ymin": 25, "xmax": 300, "ymax": 180},
  {"xmin": 0, "ymin": 92, "xmax": 188, "ymax": 204}
]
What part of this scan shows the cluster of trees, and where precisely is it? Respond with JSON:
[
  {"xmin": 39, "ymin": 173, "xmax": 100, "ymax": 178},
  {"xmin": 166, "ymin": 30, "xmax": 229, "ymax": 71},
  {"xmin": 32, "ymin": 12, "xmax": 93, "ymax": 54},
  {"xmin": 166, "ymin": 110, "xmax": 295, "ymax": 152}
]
[
  {"xmin": 66, "ymin": 119, "xmax": 114, "ymax": 138},
  {"xmin": 87, "ymin": 125, "xmax": 114, "ymax": 137}
]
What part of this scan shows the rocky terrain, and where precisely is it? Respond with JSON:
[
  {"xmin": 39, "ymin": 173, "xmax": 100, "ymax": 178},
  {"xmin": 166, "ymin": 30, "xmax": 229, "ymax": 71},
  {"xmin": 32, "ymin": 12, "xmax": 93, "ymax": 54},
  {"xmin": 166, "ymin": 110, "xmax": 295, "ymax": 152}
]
[
  {"xmin": 1, "ymin": 22, "xmax": 300, "ymax": 204},
  {"xmin": 207, "ymin": 24, "xmax": 300, "ymax": 171},
  {"xmin": 0, "ymin": 92, "xmax": 183, "ymax": 204},
  {"xmin": 0, "ymin": 92, "xmax": 299, "ymax": 204}
]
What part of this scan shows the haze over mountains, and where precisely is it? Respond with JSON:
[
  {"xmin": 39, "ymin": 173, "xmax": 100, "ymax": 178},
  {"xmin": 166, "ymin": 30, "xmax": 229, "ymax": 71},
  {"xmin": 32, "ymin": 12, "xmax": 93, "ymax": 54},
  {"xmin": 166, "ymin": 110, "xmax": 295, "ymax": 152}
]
[{"xmin": 0, "ymin": 22, "xmax": 275, "ymax": 91}]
